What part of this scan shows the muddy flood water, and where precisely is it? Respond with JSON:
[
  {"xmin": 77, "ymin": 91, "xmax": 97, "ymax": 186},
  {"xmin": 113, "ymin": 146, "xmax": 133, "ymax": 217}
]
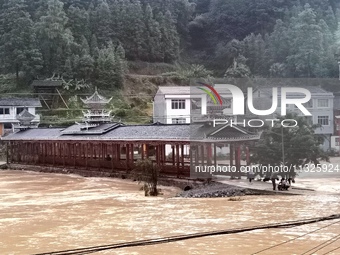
[{"xmin": 1, "ymin": 170, "xmax": 340, "ymax": 255}]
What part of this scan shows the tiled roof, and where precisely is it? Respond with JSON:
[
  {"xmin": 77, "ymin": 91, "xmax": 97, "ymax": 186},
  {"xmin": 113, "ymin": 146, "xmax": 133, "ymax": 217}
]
[
  {"xmin": 257, "ymin": 86, "xmax": 333, "ymax": 96},
  {"xmin": 61, "ymin": 123, "xmax": 120, "ymax": 135},
  {"xmin": 81, "ymin": 89, "xmax": 112, "ymax": 104},
  {"xmin": 157, "ymin": 86, "xmax": 195, "ymax": 95},
  {"xmin": 2, "ymin": 128, "xmax": 63, "ymax": 140},
  {"xmin": 157, "ymin": 85, "xmax": 235, "ymax": 96},
  {"xmin": 31, "ymin": 80, "xmax": 63, "ymax": 87},
  {"xmin": 17, "ymin": 109, "xmax": 35, "ymax": 122},
  {"xmin": 2, "ymin": 123, "xmax": 260, "ymax": 142},
  {"xmin": 0, "ymin": 98, "xmax": 42, "ymax": 107},
  {"xmin": 102, "ymin": 124, "xmax": 191, "ymax": 140}
]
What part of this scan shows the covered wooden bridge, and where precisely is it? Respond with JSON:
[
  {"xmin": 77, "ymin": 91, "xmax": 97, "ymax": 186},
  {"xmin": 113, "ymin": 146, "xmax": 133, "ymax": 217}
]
[{"xmin": 1, "ymin": 122, "xmax": 261, "ymax": 178}]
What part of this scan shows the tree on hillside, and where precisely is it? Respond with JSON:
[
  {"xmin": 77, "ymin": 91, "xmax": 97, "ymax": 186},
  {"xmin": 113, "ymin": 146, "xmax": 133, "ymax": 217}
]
[
  {"xmin": 242, "ymin": 33, "xmax": 268, "ymax": 76},
  {"xmin": 142, "ymin": 4, "xmax": 162, "ymax": 61},
  {"xmin": 92, "ymin": 0, "xmax": 112, "ymax": 47},
  {"xmin": 120, "ymin": 0, "xmax": 144, "ymax": 60},
  {"xmin": 67, "ymin": 5, "xmax": 90, "ymax": 44},
  {"xmin": 75, "ymin": 36, "xmax": 94, "ymax": 80},
  {"xmin": 90, "ymin": 34, "xmax": 99, "ymax": 59},
  {"xmin": 96, "ymin": 42, "xmax": 126, "ymax": 89},
  {"xmin": 158, "ymin": 11, "xmax": 180, "ymax": 63},
  {"xmin": 224, "ymin": 55, "xmax": 251, "ymax": 78},
  {"xmin": 269, "ymin": 19, "xmax": 291, "ymax": 62},
  {"xmin": 0, "ymin": 0, "xmax": 42, "ymax": 83},
  {"xmin": 213, "ymin": 39, "xmax": 243, "ymax": 73},
  {"xmin": 251, "ymin": 114, "xmax": 329, "ymax": 177},
  {"xmin": 36, "ymin": 0, "xmax": 74, "ymax": 75},
  {"xmin": 287, "ymin": 5, "xmax": 330, "ymax": 77}
]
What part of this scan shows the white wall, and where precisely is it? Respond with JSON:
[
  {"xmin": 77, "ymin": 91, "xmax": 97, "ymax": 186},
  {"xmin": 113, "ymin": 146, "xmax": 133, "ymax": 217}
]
[
  {"xmin": 0, "ymin": 106, "xmax": 40, "ymax": 123},
  {"xmin": 164, "ymin": 95, "xmax": 207, "ymax": 124},
  {"xmin": 331, "ymin": 136, "xmax": 340, "ymax": 151}
]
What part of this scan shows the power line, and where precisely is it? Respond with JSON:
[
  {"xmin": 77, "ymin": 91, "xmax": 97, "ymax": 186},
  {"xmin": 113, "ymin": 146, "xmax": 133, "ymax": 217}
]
[
  {"xmin": 251, "ymin": 220, "xmax": 340, "ymax": 255},
  {"xmin": 300, "ymin": 233, "xmax": 340, "ymax": 255},
  {"xmin": 320, "ymin": 246, "xmax": 340, "ymax": 255},
  {"xmin": 31, "ymin": 214, "xmax": 340, "ymax": 255}
]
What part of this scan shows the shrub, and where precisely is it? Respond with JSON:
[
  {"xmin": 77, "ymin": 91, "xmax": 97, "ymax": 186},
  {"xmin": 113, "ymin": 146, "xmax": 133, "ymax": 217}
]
[{"xmin": 131, "ymin": 159, "xmax": 159, "ymax": 196}]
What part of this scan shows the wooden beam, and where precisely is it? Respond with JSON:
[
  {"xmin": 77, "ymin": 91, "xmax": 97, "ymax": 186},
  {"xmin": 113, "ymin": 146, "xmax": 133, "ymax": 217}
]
[
  {"xmin": 141, "ymin": 144, "xmax": 145, "ymax": 160},
  {"xmin": 6, "ymin": 142, "xmax": 9, "ymax": 164},
  {"xmin": 39, "ymin": 95, "xmax": 50, "ymax": 109},
  {"xmin": 207, "ymin": 143, "xmax": 212, "ymax": 165},
  {"xmin": 176, "ymin": 144, "xmax": 180, "ymax": 178},
  {"xmin": 63, "ymin": 143, "xmax": 65, "ymax": 167},
  {"xmin": 73, "ymin": 143, "xmax": 76, "ymax": 168},
  {"xmin": 145, "ymin": 144, "xmax": 149, "ymax": 159},
  {"xmin": 111, "ymin": 143, "xmax": 114, "ymax": 171},
  {"xmin": 56, "ymin": 88, "xmax": 69, "ymax": 109},
  {"xmin": 200, "ymin": 144, "xmax": 204, "ymax": 166},
  {"xmin": 131, "ymin": 143, "xmax": 134, "ymax": 165},
  {"xmin": 53, "ymin": 142, "xmax": 55, "ymax": 166},
  {"xmin": 126, "ymin": 144, "xmax": 130, "ymax": 171},
  {"xmin": 181, "ymin": 144, "xmax": 184, "ymax": 169},
  {"xmin": 86, "ymin": 143, "xmax": 89, "ymax": 169},
  {"xmin": 172, "ymin": 145, "xmax": 175, "ymax": 166}
]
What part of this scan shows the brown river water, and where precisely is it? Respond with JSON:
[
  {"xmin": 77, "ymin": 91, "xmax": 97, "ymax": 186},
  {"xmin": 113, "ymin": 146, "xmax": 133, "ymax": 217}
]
[{"xmin": 1, "ymin": 170, "xmax": 340, "ymax": 255}]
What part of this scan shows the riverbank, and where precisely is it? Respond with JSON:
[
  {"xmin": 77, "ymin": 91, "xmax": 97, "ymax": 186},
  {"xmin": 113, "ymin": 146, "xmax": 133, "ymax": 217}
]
[{"xmin": 4, "ymin": 164, "xmax": 318, "ymax": 198}]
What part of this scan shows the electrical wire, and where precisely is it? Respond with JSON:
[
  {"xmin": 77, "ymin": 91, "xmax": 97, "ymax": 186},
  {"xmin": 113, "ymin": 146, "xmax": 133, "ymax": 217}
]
[
  {"xmin": 30, "ymin": 214, "xmax": 340, "ymax": 255},
  {"xmin": 300, "ymin": 233, "xmax": 340, "ymax": 255},
  {"xmin": 251, "ymin": 220, "xmax": 340, "ymax": 255},
  {"xmin": 320, "ymin": 246, "xmax": 340, "ymax": 255}
]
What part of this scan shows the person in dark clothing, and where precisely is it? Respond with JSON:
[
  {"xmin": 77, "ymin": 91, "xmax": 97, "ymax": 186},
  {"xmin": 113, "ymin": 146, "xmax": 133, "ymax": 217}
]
[{"xmin": 270, "ymin": 173, "xmax": 277, "ymax": 190}]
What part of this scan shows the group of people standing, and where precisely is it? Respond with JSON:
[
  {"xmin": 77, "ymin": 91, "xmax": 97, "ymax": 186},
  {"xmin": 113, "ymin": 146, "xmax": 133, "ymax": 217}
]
[
  {"xmin": 247, "ymin": 170, "xmax": 294, "ymax": 191},
  {"xmin": 270, "ymin": 173, "xmax": 294, "ymax": 191}
]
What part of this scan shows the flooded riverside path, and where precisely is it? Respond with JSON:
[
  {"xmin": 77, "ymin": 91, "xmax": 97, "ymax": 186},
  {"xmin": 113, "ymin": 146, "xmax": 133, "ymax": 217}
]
[{"xmin": 1, "ymin": 170, "xmax": 340, "ymax": 255}]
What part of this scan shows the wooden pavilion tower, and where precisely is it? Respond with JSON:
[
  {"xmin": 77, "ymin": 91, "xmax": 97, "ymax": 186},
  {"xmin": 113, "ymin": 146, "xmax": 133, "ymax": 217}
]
[{"xmin": 81, "ymin": 88, "xmax": 113, "ymax": 124}]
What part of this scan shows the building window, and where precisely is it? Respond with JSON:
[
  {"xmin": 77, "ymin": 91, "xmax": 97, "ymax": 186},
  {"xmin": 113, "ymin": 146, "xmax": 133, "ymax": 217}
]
[
  {"xmin": 171, "ymin": 99, "xmax": 185, "ymax": 109},
  {"xmin": 16, "ymin": 107, "xmax": 28, "ymax": 114},
  {"xmin": 336, "ymin": 138, "xmax": 340, "ymax": 146},
  {"xmin": 318, "ymin": 116, "xmax": 329, "ymax": 126},
  {"xmin": 172, "ymin": 118, "xmax": 186, "ymax": 124},
  {"xmin": 318, "ymin": 99, "xmax": 329, "ymax": 108},
  {"xmin": 0, "ymin": 108, "xmax": 10, "ymax": 115}
]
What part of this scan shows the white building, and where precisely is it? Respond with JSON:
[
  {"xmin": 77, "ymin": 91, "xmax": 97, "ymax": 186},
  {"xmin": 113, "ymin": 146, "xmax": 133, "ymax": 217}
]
[
  {"xmin": 0, "ymin": 98, "xmax": 41, "ymax": 136},
  {"xmin": 153, "ymin": 85, "xmax": 234, "ymax": 124},
  {"xmin": 153, "ymin": 85, "xmax": 235, "ymax": 156}
]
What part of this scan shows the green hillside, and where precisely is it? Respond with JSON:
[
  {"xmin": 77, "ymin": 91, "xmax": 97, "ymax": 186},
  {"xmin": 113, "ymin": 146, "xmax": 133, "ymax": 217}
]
[{"xmin": 1, "ymin": 0, "xmax": 340, "ymax": 124}]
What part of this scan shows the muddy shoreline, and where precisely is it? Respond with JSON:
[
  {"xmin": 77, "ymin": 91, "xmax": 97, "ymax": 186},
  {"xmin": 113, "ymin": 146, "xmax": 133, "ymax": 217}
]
[
  {"xmin": 178, "ymin": 182, "xmax": 299, "ymax": 198},
  {"xmin": 3, "ymin": 163, "xmax": 302, "ymax": 198}
]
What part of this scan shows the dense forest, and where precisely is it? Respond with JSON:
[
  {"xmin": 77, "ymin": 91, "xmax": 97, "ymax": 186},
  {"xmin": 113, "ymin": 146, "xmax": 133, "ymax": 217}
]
[{"xmin": 1, "ymin": 0, "xmax": 340, "ymax": 90}]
